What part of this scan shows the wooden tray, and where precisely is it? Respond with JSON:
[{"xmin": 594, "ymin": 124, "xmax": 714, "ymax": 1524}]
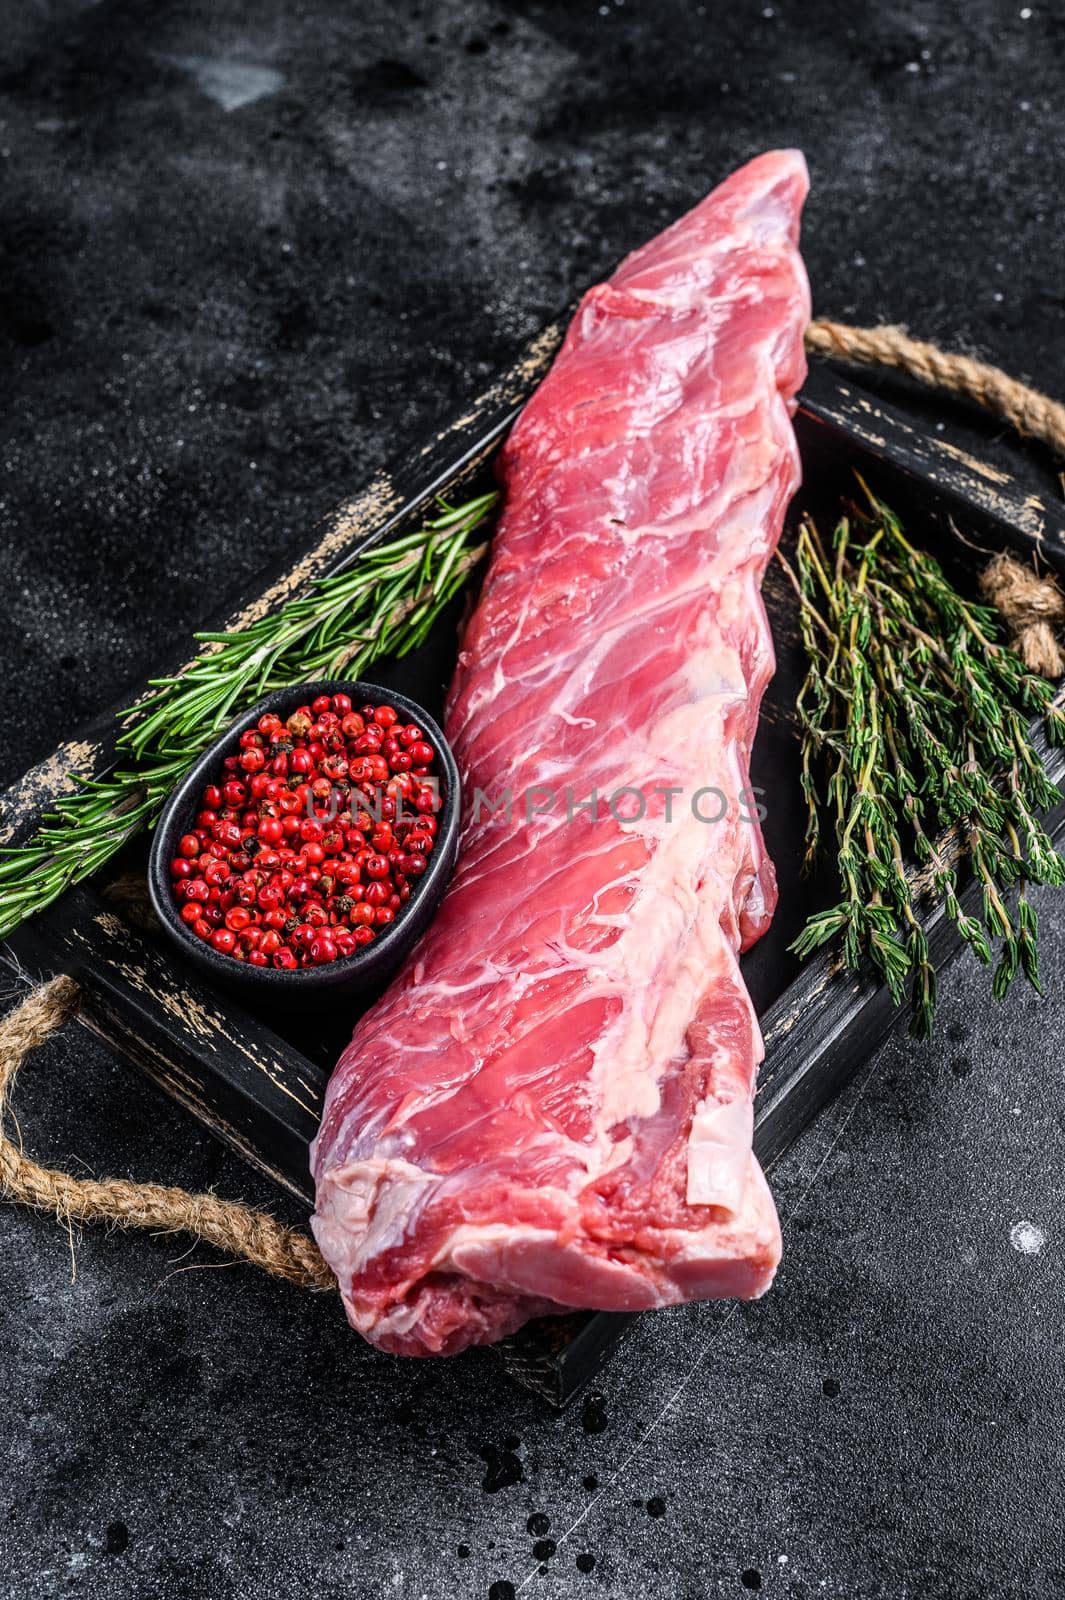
[{"xmin": 4, "ymin": 330, "xmax": 1064, "ymax": 1408}]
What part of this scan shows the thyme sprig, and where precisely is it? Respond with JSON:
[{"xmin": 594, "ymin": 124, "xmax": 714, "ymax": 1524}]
[
  {"xmin": 0, "ymin": 492, "xmax": 498, "ymax": 938},
  {"xmin": 787, "ymin": 483, "xmax": 1065, "ymax": 1037}
]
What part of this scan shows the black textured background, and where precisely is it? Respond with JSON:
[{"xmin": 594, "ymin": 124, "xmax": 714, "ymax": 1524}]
[{"xmin": 2, "ymin": 3, "xmax": 1064, "ymax": 1597}]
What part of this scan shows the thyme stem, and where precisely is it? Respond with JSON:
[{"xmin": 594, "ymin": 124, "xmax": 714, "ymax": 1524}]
[{"xmin": 787, "ymin": 484, "xmax": 1065, "ymax": 1036}]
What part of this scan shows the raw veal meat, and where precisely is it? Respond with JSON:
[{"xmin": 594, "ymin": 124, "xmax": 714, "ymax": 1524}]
[{"xmin": 311, "ymin": 150, "xmax": 811, "ymax": 1356}]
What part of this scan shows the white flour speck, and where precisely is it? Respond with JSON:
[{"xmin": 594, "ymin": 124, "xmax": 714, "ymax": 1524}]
[{"xmin": 1010, "ymin": 1220, "xmax": 1045, "ymax": 1255}]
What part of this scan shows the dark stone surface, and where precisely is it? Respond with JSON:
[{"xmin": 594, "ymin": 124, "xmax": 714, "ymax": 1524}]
[{"xmin": 1, "ymin": 2, "xmax": 1064, "ymax": 1595}]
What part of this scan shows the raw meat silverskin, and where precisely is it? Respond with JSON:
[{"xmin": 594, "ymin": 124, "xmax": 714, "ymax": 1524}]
[{"xmin": 311, "ymin": 150, "xmax": 811, "ymax": 1356}]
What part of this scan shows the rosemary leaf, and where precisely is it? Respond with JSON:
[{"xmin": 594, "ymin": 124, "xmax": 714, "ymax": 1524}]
[{"xmin": 0, "ymin": 492, "xmax": 498, "ymax": 939}]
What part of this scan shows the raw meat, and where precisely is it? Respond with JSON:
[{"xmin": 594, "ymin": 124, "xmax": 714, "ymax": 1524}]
[{"xmin": 311, "ymin": 150, "xmax": 811, "ymax": 1356}]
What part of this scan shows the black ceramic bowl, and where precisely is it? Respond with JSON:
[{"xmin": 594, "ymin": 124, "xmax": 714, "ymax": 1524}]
[{"xmin": 148, "ymin": 680, "xmax": 460, "ymax": 998}]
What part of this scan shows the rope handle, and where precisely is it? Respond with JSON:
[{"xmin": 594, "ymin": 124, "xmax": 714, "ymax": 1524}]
[
  {"xmin": 3, "ymin": 321, "xmax": 1065, "ymax": 1291},
  {"xmin": 806, "ymin": 320, "xmax": 1065, "ymax": 677},
  {"xmin": 0, "ymin": 976, "xmax": 333, "ymax": 1290},
  {"xmin": 806, "ymin": 319, "xmax": 1065, "ymax": 460}
]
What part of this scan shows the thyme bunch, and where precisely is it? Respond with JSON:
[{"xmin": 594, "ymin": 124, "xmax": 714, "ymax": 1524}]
[
  {"xmin": 0, "ymin": 492, "xmax": 498, "ymax": 938},
  {"xmin": 788, "ymin": 484, "xmax": 1065, "ymax": 1036}
]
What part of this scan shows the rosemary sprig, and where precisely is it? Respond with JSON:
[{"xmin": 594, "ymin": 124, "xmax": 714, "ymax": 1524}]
[
  {"xmin": 787, "ymin": 483, "xmax": 1065, "ymax": 1037},
  {"xmin": 0, "ymin": 492, "xmax": 498, "ymax": 938}
]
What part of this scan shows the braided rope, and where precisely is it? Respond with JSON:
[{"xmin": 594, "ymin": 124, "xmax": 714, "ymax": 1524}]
[
  {"xmin": 806, "ymin": 319, "xmax": 1065, "ymax": 676},
  {"xmin": 805, "ymin": 319, "xmax": 1065, "ymax": 459},
  {"xmin": 979, "ymin": 550, "xmax": 1065, "ymax": 679},
  {"xmin": 0, "ymin": 975, "xmax": 334, "ymax": 1290}
]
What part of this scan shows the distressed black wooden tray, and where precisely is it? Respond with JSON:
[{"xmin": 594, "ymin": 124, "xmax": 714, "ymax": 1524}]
[{"xmin": 4, "ymin": 325, "xmax": 1065, "ymax": 1408}]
